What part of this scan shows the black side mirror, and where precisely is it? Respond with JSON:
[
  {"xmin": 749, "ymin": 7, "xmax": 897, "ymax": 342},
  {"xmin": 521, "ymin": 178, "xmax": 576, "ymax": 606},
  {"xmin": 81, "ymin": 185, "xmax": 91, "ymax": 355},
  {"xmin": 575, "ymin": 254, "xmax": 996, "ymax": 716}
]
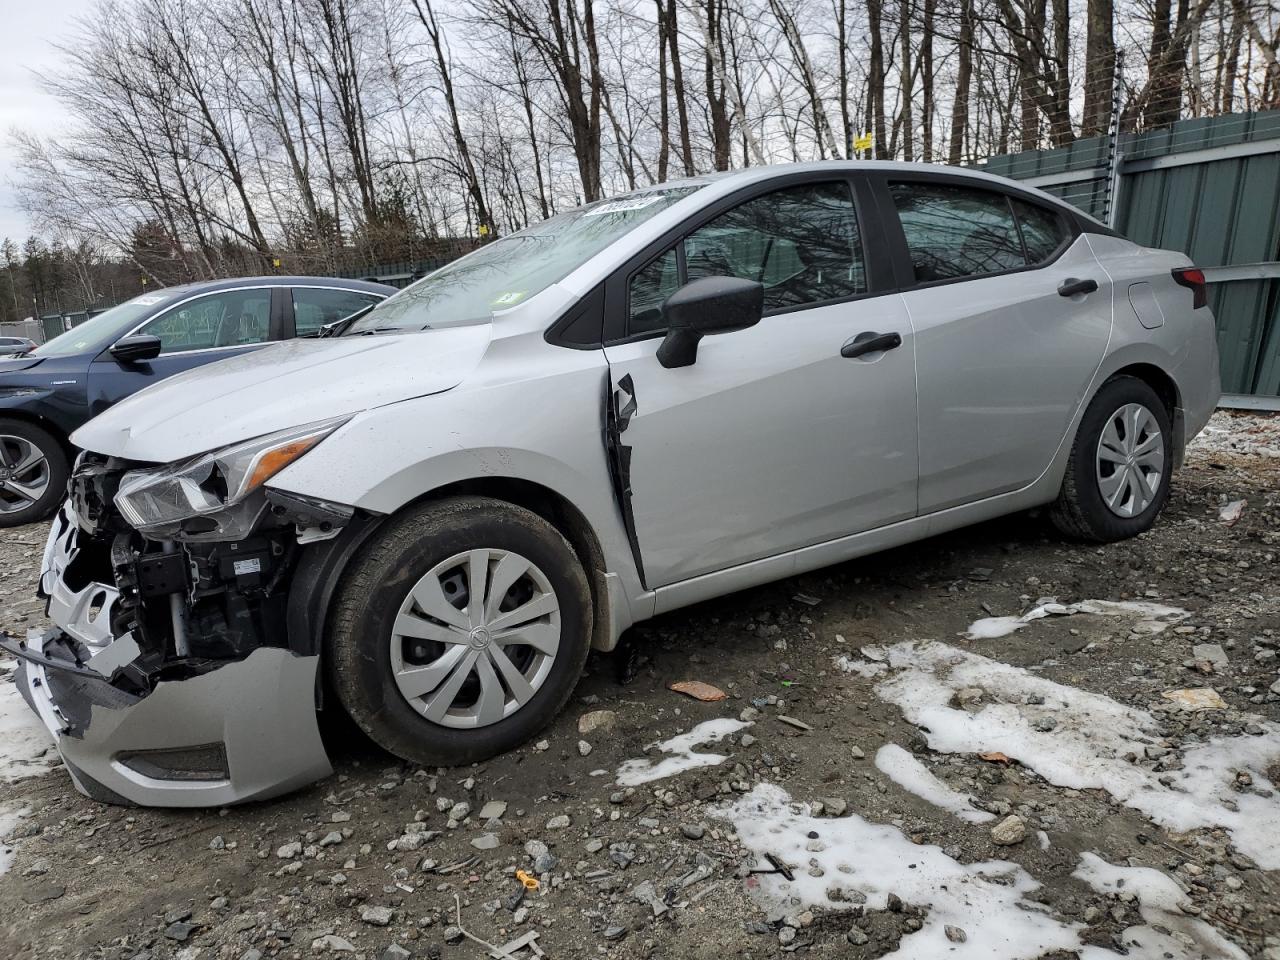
[
  {"xmin": 110, "ymin": 335, "xmax": 163, "ymax": 364},
  {"xmin": 656, "ymin": 276, "xmax": 764, "ymax": 369}
]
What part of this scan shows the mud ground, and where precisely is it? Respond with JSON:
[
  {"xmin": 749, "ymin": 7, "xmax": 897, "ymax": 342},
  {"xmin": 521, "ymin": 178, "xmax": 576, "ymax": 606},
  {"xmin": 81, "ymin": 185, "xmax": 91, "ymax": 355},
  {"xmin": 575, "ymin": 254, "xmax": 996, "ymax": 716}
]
[{"xmin": 1, "ymin": 411, "xmax": 1278, "ymax": 960}]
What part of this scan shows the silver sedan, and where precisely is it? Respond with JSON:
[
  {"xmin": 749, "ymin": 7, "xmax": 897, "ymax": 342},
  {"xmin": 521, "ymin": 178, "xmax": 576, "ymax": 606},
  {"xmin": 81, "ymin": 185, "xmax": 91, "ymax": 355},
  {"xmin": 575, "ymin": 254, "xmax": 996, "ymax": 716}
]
[{"xmin": 9, "ymin": 161, "xmax": 1220, "ymax": 806}]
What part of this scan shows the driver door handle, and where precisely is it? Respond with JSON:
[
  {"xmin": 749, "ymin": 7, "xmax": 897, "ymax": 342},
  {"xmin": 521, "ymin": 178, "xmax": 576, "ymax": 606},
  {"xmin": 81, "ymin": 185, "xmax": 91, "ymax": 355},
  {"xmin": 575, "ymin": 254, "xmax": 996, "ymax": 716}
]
[
  {"xmin": 1057, "ymin": 277, "xmax": 1099, "ymax": 297},
  {"xmin": 841, "ymin": 331, "xmax": 902, "ymax": 359}
]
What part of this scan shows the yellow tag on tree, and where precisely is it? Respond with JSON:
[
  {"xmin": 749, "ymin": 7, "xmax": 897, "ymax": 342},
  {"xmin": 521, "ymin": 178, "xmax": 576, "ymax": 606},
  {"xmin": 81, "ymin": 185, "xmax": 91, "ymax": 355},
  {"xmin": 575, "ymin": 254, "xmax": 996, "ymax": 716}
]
[
  {"xmin": 854, "ymin": 133, "xmax": 873, "ymax": 152},
  {"xmin": 478, "ymin": 224, "xmax": 491, "ymax": 236}
]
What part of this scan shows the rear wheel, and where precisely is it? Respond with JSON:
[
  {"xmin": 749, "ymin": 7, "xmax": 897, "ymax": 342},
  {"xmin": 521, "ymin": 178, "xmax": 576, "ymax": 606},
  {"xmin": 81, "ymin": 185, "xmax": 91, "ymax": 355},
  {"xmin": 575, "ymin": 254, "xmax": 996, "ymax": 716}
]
[
  {"xmin": 0, "ymin": 420, "xmax": 68, "ymax": 527},
  {"xmin": 327, "ymin": 496, "xmax": 592, "ymax": 766},
  {"xmin": 1050, "ymin": 376, "xmax": 1172, "ymax": 542}
]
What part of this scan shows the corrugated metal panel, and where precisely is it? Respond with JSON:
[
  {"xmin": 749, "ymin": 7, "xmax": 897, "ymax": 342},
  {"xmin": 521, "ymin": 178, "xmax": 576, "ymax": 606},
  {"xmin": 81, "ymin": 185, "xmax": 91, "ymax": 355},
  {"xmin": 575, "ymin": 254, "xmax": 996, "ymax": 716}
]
[{"xmin": 982, "ymin": 109, "xmax": 1280, "ymax": 396}]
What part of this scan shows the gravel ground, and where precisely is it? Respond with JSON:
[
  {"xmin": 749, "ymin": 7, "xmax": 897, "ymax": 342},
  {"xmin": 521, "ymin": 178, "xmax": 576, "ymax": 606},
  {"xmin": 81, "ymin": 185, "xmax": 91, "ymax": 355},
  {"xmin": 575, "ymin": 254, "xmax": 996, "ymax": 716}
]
[{"xmin": 1, "ymin": 410, "xmax": 1278, "ymax": 960}]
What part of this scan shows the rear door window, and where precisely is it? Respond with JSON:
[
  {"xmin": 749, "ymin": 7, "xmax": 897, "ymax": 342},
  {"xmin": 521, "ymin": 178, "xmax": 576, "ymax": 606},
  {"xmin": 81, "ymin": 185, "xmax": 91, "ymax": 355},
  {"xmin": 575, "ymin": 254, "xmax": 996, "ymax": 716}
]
[
  {"xmin": 292, "ymin": 288, "xmax": 385, "ymax": 336},
  {"xmin": 889, "ymin": 182, "xmax": 1026, "ymax": 283},
  {"xmin": 1012, "ymin": 199, "xmax": 1069, "ymax": 265}
]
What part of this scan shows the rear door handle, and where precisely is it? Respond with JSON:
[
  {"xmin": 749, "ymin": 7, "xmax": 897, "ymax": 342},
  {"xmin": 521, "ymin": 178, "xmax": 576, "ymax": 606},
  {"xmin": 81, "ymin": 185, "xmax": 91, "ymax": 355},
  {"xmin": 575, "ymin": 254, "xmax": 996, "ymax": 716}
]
[
  {"xmin": 841, "ymin": 331, "xmax": 902, "ymax": 359},
  {"xmin": 1058, "ymin": 277, "xmax": 1099, "ymax": 297}
]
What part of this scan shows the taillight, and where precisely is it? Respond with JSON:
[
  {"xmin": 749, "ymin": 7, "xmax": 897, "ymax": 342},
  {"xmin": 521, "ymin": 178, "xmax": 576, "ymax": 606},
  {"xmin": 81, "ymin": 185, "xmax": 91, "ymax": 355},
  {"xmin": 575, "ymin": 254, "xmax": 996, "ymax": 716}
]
[{"xmin": 1172, "ymin": 267, "xmax": 1208, "ymax": 309}]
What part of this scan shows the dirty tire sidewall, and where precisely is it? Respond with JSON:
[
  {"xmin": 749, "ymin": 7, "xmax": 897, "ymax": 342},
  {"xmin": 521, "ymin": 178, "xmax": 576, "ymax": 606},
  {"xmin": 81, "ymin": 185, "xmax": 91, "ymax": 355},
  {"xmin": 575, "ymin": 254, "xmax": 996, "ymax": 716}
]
[
  {"xmin": 1050, "ymin": 375, "xmax": 1173, "ymax": 543},
  {"xmin": 327, "ymin": 496, "xmax": 593, "ymax": 767},
  {"xmin": 0, "ymin": 420, "xmax": 68, "ymax": 528}
]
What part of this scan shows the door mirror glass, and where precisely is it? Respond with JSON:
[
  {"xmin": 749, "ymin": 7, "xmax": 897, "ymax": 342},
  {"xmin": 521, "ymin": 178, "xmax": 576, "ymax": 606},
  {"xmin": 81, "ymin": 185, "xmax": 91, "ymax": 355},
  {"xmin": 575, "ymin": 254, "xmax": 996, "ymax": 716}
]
[
  {"xmin": 656, "ymin": 276, "xmax": 763, "ymax": 369},
  {"xmin": 110, "ymin": 334, "xmax": 163, "ymax": 364}
]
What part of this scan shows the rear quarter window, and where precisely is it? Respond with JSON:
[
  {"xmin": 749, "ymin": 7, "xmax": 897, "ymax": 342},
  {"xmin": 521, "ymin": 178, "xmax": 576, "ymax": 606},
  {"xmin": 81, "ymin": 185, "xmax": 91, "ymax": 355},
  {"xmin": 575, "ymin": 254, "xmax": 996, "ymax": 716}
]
[{"xmin": 1012, "ymin": 199, "xmax": 1070, "ymax": 264}]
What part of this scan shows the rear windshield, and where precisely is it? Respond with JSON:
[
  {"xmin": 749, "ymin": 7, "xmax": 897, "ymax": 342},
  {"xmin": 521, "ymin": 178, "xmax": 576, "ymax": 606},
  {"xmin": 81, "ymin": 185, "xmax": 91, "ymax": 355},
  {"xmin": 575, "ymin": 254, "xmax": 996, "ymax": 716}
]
[
  {"xmin": 346, "ymin": 186, "xmax": 701, "ymax": 335},
  {"xmin": 32, "ymin": 294, "xmax": 175, "ymax": 358}
]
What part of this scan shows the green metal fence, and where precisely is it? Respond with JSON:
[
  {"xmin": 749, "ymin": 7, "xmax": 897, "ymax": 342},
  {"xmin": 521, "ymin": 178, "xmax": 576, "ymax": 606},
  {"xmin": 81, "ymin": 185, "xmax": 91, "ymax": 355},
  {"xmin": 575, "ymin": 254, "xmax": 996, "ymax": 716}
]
[{"xmin": 982, "ymin": 110, "xmax": 1280, "ymax": 399}]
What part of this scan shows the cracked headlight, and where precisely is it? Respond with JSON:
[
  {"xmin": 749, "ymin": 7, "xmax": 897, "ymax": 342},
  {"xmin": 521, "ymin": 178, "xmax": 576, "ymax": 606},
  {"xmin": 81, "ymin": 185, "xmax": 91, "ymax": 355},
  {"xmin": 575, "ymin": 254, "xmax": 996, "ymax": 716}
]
[{"xmin": 114, "ymin": 417, "xmax": 349, "ymax": 540}]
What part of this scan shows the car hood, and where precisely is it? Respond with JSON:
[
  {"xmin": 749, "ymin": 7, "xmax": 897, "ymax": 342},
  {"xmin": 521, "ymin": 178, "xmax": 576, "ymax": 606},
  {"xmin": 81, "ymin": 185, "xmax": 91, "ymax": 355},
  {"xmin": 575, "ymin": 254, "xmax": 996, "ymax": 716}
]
[{"xmin": 72, "ymin": 325, "xmax": 492, "ymax": 463}]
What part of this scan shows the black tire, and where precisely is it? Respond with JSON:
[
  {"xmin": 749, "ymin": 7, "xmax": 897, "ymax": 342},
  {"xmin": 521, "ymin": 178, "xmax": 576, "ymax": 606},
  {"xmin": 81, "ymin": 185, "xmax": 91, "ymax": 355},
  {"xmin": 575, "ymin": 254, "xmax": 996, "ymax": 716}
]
[
  {"xmin": 0, "ymin": 420, "xmax": 69, "ymax": 528},
  {"xmin": 1050, "ymin": 375, "xmax": 1173, "ymax": 542},
  {"xmin": 327, "ymin": 495, "xmax": 593, "ymax": 766}
]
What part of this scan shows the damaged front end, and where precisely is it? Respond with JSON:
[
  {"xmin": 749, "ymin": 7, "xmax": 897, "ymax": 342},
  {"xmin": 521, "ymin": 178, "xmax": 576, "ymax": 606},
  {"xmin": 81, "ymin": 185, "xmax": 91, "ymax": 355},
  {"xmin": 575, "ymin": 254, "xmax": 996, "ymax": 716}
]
[{"xmin": 4, "ymin": 424, "xmax": 368, "ymax": 807}]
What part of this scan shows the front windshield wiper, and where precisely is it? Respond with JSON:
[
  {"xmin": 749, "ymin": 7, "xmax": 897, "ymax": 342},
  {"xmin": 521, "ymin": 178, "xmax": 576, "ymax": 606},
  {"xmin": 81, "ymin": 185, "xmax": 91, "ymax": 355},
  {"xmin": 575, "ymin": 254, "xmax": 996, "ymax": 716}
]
[{"xmin": 317, "ymin": 303, "xmax": 378, "ymax": 338}]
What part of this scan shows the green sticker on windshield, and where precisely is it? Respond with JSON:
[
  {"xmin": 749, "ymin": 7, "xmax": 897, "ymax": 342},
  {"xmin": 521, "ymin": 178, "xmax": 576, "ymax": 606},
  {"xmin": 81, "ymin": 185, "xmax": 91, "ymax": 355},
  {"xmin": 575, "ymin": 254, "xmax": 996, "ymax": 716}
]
[{"xmin": 491, "ymin": 291, "xmax": 526, "ymax": 307}]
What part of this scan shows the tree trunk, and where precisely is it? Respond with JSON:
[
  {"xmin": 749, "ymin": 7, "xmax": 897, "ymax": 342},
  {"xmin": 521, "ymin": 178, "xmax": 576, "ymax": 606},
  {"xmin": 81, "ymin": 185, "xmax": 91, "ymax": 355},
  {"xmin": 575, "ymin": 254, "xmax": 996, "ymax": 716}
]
[
  {"xmin": 920, "ymin": 0, "xmax": 935, "ymax": 161},
  {"xmin": 836, "ymin": 0, "xmax": 852, "ymax": 156},
  {"xmin": 899, "ymin": 0, "xmax": 913, "ymax": 161},
  {"xmin": 412, "ymin": 0, "xmax": 495, "ymax": 234},
  {"xmin": 948, "ymin": 0, "xmax": 972, "ymax": 163},
  {"xmin": 1082, "ymin": 0, "xmax": 1116, "ymax": 137},
  {"xmin": 867, "ymin": 0, "xmax": 887, "ymax": 158},
  {"xmin": 657, "ymin": 0, "xmax": 670, "ymax": 181},
  {"xmin": 666, "ymin": 0, "xmax": 696, "ymax": 176}
]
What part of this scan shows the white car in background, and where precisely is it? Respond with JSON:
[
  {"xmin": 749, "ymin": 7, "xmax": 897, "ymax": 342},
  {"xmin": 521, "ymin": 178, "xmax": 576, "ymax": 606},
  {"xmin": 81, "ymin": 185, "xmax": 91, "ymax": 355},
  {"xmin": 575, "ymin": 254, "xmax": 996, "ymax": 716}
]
[{"xmin": 6, "ymin": 161, "xmax": 1220, "ymax": 806}]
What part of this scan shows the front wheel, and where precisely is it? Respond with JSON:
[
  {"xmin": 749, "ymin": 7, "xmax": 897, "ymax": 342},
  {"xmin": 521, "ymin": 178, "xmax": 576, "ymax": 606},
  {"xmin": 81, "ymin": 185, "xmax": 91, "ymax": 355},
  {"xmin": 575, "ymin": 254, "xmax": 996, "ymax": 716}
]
[
  {"xmin": 327, "ymin": 496, "xmax": 593, "ymax": 766},
  {"xmin": 1050, "ymin": 375, "xmax": 1173, "ymax": 542},
  {"xmin": 0, "ymin": 421, "xmax": 68, "ymax": 528}
]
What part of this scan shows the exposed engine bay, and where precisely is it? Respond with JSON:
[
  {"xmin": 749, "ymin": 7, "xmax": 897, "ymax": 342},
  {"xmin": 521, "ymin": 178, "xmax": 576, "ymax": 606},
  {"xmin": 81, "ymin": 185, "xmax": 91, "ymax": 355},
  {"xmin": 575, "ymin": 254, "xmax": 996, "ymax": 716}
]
[{"xmin": 56, "ymin": 451, "xmax": 353, "ymax": 674}]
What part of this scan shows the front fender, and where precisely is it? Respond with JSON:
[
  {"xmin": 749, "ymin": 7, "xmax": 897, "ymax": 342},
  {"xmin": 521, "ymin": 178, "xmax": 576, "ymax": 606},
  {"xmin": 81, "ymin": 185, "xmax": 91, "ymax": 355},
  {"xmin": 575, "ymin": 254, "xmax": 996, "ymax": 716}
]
[{"xmin": 267, "ymin": 348, "xmax": 650, "ymax": 632}]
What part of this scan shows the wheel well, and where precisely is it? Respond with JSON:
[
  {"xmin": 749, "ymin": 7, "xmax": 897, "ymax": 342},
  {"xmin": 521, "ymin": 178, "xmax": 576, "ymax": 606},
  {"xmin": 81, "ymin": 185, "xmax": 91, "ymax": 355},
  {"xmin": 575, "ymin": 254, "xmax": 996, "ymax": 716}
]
[
  {"xmin": 1110, "ymin": 363, "xmax": 1178, "ymax": 418},
  {"xmin": 0, "ymin": 410, "xmax": 72, "ymax": 454},
  {"xmin": 1106, "ymin": 362, "xmax": 1184, "ymax": 466},
  {"xmin": 417, "ymin": 477, "xmax": 614, "ymax": 651}
]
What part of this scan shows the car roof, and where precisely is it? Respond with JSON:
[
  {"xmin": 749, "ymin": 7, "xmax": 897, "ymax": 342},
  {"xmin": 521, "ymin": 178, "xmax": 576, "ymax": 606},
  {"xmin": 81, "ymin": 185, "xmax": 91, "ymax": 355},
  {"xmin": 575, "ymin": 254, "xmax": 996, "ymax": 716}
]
[
  {"xmin": 153, "ymin": 275, "xmax": 397, "ymax": 297},
  {"xmin": 671, "ymin": 160, "xmax": 1105, "ymax": 226}
]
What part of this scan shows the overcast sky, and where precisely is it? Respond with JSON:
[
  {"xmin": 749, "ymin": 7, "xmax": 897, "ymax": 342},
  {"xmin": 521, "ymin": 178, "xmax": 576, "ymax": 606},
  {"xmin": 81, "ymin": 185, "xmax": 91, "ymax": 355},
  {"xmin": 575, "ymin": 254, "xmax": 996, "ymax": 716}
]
[{"xmin": 0, "ymin": 0, "xmax": 85, "ymax": 243}]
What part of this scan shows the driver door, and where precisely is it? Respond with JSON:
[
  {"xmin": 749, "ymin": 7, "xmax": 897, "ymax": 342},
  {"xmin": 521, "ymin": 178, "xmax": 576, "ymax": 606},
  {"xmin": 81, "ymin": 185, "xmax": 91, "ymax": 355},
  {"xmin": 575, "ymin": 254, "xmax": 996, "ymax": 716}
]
[
  {"xmin": 602, "ymin": 178, "xmax": 919, "ymax": 589},
  {"xmin": 87, "ymin": 287, "xmax": 284, "ymax": 417}
]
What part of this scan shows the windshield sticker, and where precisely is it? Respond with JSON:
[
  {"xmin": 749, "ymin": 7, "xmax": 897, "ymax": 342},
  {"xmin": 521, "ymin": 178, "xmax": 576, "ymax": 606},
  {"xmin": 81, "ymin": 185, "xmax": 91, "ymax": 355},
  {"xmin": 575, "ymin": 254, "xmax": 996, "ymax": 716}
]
[
  {"xmin": 583, "ymin": 195, "xmax": 664, "ymax": 217},
  {"xmin": 491, "ymin": 291, "xmax": 526, "ymax": 307}
]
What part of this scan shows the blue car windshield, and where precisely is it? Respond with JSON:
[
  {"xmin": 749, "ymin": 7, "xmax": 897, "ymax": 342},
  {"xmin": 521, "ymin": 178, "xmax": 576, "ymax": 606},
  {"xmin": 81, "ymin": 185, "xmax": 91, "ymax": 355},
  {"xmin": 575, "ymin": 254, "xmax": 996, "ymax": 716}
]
[
  {"xmin": 31, "ymin": 293, "xmax": 176, "ymax": 359},
  {"xmin": 346, "ymin": 186, "xmax": 702, "ymax": 335}
]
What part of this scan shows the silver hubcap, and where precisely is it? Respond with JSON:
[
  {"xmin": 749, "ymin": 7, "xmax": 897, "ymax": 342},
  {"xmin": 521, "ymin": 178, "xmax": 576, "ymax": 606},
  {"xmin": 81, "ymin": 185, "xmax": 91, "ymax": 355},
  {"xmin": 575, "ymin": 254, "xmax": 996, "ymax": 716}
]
[
  {"xmin": 0, "ymin": 435, "xmax": 50, "ymax": 514},
  {"xmin": 390, "ymin": 548, "xmax": 561, "ymax": 729},
  {"xmin": 1096, "ymin": 402, "xmax": 1164, "ymax": 518}
]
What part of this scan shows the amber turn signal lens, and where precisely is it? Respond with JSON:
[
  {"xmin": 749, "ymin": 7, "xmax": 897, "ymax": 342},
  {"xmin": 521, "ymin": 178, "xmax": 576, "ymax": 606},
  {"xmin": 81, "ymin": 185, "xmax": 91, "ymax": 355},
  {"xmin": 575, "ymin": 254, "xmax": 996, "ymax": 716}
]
[{"xmin": 245, "ymin": 436, "xmax": 322, "ymax": 491}]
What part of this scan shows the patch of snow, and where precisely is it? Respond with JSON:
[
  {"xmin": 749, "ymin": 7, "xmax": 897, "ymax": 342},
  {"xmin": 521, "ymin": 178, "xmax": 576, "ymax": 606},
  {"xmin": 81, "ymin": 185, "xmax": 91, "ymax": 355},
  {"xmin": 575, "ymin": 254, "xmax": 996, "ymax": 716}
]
[
  {"xmin": 1074, "ymin": 853, "xmax": 1247, "ymax": 960},
  {"xmin": 615, "ymin": 718, "xmax": 751, "ymax": 786},
  {"xmin": 713, "ymin": 783, "xmax": 1086, "ymax": 959},
  {"xmin": 0, "ymin": 804, "xmax": 31, "ymax": 876},
  {"xmin": 833, "ymin": 654, "xmax": 888, "ymax": 678},
  {"xmin": 870, "ymin": 641, "xmax": 1280, "ymax": 868},
  {"xmin": 873, "ymin": 744, "xmax": 994, "ymax": 823},
  {"xmin": 964, "ymin": 600, "xmax": 1189, "ymax": 641},
  {"xmin": 1037, "ymin": 830, "xmax": 1051, "ymax": 850},
  {"xmin": 0, "ymin": 659, "xmax": 57, "ymax": 783}
]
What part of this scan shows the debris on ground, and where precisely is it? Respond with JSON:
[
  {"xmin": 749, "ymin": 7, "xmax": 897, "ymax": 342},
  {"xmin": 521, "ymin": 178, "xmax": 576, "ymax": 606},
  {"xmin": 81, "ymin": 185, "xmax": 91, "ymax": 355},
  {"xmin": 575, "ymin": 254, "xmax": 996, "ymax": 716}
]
[{"xmin": 668, "ymin": 679, "xmax": 728, "ymax": 701}]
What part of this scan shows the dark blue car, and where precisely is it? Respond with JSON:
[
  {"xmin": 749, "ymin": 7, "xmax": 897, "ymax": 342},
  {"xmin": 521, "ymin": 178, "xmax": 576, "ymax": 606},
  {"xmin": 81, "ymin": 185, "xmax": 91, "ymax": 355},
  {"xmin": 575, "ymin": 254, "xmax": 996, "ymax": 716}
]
[{"xmin": 0, "ymin": 276, "xmax": 393, "ymax": 526}]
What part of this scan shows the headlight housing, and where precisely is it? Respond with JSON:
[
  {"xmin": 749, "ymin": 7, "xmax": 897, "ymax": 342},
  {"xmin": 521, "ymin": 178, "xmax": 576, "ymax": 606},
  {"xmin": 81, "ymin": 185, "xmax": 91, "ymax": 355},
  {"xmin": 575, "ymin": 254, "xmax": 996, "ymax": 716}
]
[{"xmin": 114, "ymin": 417, "xmax": 349, "ymax": 540}]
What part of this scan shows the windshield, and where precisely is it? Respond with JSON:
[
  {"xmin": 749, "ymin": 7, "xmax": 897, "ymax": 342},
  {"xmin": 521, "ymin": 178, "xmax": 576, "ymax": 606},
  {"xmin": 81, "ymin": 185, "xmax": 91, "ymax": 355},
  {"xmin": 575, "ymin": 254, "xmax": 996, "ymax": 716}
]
[
  {"xmin": 347, "ymin": 186, "xmax": 702, "ymax": 335},
  {"xmin": 32, "ymin": 293, "xmax": 176, "ymax": 358}
]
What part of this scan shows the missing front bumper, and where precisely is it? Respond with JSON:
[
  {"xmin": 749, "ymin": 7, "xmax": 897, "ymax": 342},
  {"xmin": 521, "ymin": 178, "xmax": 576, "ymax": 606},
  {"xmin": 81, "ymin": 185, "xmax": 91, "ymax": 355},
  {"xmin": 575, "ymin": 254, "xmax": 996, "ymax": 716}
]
[{"xmin": 5, "ymin": 629, "xmax": 332, "ymax": 807}]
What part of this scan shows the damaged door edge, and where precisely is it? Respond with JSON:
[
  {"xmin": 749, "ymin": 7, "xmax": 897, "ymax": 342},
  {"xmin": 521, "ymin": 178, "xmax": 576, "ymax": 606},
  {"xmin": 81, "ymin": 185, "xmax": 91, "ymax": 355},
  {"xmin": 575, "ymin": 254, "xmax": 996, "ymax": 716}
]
[{"xmin": 603, "ymin": 371, "xmax": 647, "ymax": 590}]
